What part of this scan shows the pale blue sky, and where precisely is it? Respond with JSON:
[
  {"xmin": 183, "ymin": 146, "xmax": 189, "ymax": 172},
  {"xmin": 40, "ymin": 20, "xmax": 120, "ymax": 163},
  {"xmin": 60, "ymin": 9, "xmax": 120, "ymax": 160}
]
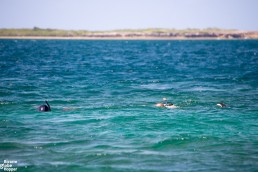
[{"xmin": 1, "ymin": 0, "xmax": 258, "ymax": 31}]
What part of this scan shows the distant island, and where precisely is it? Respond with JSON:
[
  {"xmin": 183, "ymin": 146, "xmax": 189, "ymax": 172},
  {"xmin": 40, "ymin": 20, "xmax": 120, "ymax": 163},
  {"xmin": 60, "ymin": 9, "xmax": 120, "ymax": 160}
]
[{"xmin": 0, "ymin": 27, "xmax": 258, "ymax": 40}]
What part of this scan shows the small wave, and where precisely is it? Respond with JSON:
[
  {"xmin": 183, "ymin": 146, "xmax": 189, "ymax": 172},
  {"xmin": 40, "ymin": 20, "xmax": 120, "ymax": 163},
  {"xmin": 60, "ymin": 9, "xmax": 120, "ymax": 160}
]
[
  {"xmin": 187, "ymin": 86, "xmax": 224, "ymax": 92},
  {"xmin": 0, "ymin": 101, "xmax": 14, "ymax": 105},
  {"xmin": 151, "ymin": 136, "xmax": 210, "ymax": 150},
  {"xmin": 0, "ymin": 142, "xmax": 30, "ymax": 150},
  {"xmin": 42, "ymin": 139, "xmax": 91, "ymax": 148}
]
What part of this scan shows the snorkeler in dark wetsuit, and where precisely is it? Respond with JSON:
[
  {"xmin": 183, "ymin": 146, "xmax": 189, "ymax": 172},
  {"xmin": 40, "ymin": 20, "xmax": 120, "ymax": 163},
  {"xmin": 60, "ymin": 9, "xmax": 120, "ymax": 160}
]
[
  {"xmin": 38, "ymin": 101, "xmax": 51, "ymax": 112},
  {"xmin": 217, "ymin": 102, "xmax": 226, "ymax": 108}
]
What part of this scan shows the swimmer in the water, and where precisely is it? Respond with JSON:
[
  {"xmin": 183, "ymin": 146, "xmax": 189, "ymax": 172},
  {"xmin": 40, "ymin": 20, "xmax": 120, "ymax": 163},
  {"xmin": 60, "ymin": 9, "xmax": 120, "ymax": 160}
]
[
  {"xmin": 38, "ymin": 101, "xmax": 51, "ymax": 112},
  {"xmin": 155, "ymin": 98, "xmax": 178, "ymax": 108},
  {"xmin": 155, "ymin": 97, "xmax": 167, "ymax": 107},
  {"xmin": 216, "ymin": 102, "xmax": 226, "ymax": 108},
  {"xmin": 164, "ymin": 103, "xmax": 178, "ymax": 109}
]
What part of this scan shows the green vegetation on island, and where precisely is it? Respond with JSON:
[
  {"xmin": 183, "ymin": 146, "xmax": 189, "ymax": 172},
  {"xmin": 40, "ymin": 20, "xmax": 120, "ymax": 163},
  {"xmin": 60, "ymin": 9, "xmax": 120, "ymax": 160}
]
[{"xmin": 0, "ymin": 27, "xmax": 257, "ymax": 39}]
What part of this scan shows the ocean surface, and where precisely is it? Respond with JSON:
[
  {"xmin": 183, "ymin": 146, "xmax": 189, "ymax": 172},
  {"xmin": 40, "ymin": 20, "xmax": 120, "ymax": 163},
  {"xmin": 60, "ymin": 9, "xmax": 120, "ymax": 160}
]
[{"xmin": 0, "ymin": 39, "xmax": 258, "ymax": 172}]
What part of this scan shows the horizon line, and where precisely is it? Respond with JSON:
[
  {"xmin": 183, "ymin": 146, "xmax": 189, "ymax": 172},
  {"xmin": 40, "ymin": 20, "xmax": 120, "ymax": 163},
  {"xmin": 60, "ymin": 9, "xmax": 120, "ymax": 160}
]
[{"xmin": 1, "ymin": 27, "xmax": 256, "ymax": 32}]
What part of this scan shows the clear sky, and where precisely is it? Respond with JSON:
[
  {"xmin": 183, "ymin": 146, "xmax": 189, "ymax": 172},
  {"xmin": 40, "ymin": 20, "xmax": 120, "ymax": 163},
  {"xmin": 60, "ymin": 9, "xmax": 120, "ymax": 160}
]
[{"xmin": 1, "ymin": 0, "xmax": 258, "ymax": 31}]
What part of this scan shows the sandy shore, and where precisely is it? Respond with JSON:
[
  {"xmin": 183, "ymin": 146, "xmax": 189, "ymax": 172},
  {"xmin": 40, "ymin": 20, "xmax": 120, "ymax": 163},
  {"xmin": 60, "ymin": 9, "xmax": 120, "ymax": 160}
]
[
  {"xmin": 1, "ymin": 28, "xmax": 258, "ymax": 40},
  {"xmin": 0, "ymin": 36, "xmax": 255, "ymax": 40}
]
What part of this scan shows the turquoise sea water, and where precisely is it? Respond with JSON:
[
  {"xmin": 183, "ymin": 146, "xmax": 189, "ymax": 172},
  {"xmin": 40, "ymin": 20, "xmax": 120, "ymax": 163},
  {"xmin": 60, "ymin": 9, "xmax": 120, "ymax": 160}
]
[{"xmin": 0, "ymin": 39, "xmax": 258, "ymax": 171}]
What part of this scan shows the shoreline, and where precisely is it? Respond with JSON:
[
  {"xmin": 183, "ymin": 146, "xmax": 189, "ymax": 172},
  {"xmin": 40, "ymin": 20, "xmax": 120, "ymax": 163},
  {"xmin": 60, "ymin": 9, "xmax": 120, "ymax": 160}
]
[
  {"xmin": 1, "ymin": 28, "xmax": 258, "ymax": 40},
  {"xmin": 0, "ymin": 36, "xmax": 257, "ymax": 40}
]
